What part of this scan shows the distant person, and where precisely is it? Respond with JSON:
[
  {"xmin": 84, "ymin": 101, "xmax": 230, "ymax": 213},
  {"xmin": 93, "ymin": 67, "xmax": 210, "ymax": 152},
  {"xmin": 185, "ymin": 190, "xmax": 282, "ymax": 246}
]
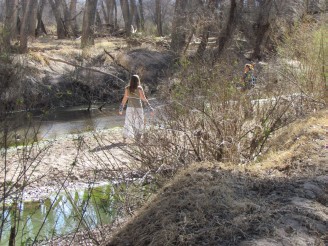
[
  {"xmin": 241, "ymin": 63, "xmax": 256, "ymax": 91},
  {"xmin": 119, "ymin": 75, "xmax": 153, "ymax": 142}
]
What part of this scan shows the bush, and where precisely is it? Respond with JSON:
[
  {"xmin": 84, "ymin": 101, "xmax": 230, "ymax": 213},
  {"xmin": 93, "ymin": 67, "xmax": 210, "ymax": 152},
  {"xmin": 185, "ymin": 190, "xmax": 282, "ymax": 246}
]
[{"xmin": 128, "ymin": 17, "xmax": 327, "ymax": 179}]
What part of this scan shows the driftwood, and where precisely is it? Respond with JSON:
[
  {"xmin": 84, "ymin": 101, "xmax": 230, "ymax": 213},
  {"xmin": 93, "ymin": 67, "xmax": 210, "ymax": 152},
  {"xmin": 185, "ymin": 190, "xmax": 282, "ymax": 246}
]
[
  {"xmin": 104, "ymin": 49, "xmax": 131, "ymax": 74},
  {"xmin": 45, "ymin": 55, "xmax": 126, "ymax": 84}
]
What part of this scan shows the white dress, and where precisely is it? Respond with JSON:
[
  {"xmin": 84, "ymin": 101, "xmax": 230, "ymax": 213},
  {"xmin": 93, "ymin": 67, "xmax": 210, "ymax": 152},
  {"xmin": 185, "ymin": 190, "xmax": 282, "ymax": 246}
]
[{"xmin": 123, "ymin": 88, "xmax": 144, "ymax": 139}]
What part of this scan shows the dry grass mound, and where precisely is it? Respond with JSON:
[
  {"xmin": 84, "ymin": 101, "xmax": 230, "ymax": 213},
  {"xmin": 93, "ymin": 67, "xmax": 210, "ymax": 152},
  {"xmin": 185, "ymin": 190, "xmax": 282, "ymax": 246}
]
[{"xmin": 105, "ymin": 110, "xmax": 328, "ymax": 246}]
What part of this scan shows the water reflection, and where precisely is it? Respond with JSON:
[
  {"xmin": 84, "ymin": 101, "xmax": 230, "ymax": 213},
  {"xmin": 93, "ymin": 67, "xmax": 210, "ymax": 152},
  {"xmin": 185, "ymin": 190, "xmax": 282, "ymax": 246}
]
[{"xmin": 1, "ymin": 183, "xmax": 152, "ymax": 245}]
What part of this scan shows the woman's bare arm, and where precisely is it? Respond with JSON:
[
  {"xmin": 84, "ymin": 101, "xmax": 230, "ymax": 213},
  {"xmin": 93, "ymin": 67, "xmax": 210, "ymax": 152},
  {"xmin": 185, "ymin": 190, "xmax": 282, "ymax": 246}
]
[
  {"xmin": 139, "ymin": 87, "xmax": 154, "ymax": 113},
  {"xmin": 119, "ymin": 88, "xmax": 129, "ymax": 115},
  {"xmin": 138, "ymin": 87, "xmax": 148, "ymax": 103}
]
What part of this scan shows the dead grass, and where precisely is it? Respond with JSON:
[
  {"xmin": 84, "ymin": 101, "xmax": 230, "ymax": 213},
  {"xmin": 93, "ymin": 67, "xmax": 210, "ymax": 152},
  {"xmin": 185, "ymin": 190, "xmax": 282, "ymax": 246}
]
[
  {"xmin": 245, "ymin": 109, "xmax": 328, "ymax": 176},
  {"xmin": 105, "ymin": 109, "xmax": 328, "ymax": 246}
]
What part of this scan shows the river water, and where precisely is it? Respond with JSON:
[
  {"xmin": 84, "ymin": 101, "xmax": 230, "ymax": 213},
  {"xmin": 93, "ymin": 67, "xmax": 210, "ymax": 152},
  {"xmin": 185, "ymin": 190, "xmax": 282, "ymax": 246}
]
[
  {"xmin": 1, "ymin": 183, "xmax": 154, "ymax": 245},
  {"xmin": 2, "ymin": 104, "xmax": 124, "ymax": 142},
  {"xmin": 0, "ymin": 104, "xmax": 155, "ymax": 245}
]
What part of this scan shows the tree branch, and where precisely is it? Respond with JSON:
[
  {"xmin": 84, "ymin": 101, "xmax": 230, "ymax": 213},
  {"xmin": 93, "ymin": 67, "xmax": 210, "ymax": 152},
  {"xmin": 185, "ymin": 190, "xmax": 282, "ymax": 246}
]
[{"xmin": 44, "ymin": 55, "xmax": 126, "ymax": 83}]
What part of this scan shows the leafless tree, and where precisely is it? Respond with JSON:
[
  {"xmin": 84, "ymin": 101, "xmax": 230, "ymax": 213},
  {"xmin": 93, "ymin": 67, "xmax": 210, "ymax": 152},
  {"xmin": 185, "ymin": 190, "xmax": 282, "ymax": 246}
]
[
  {"xmin": 20, "ymin": 0, "xmax": 37, "ymax": 53},
  {"xmin": 212, "ymin": 0, "xmax": 238, "ymax": 62},
  {"xmin": 81, "ymin": 0, "xmax": 99, "ymax": 48},
  {"xmin": 155, "ymin": 0, "xmax": 163, "ymax": 36},
  {"xmin": 252, "ymin": 0, "xmax": 275, "ymax": 60},
  {"xmin": 120, "ymin": 0, "xmax": 132, "ymax": 36},
  {"xmin": 36, "ymin": 0, "xmax": 47, "ymax": 37},
  {"xmin": 48, "ymin": 0, "xmax": 68, "ymax": 39},
  {"xmin": 196, "ymin": 0, "xmax": 218, "ymax": 59},
  {"xmin": 27, "ymin": 0, "xmax": 38, "ymax": 37},
  {"xmin": 69, "ymin": 0, "xmax": 79, "ymax": 37},
  {"xmin": 138, "ymin": 0, "xmax": 145, "ymax": 31},
  {"xmin": 105, "ymin": 0, "xmax": 117, "ymax": 28},
  {"xmin": 101, "ymin": 0, "xmax": 109, "ymax": 23},
  {"xmin": 3, "ymin": 0, "xmax": 19, "ymax": 52},
  {"xmin": 170, "ymin": 0, "xmax": 188, "ymax": 55},
  {"xmin": 130, "ymin": 0, "xmax": 140, "ymax": 31}
]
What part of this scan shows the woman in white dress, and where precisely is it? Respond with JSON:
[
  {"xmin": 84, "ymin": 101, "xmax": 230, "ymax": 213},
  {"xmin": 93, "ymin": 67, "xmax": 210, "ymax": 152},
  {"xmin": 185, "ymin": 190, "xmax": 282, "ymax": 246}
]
[{"xmin": 119, "ymin": 75, "xmax": 153, "ymax": 141}]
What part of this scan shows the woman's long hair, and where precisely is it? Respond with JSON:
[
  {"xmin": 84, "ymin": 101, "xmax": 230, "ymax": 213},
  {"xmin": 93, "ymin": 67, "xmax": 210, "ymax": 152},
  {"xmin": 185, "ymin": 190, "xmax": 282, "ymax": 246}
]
[{"xmin": 129, "ymin": 75, "xmax": 140, "ymax": 93}]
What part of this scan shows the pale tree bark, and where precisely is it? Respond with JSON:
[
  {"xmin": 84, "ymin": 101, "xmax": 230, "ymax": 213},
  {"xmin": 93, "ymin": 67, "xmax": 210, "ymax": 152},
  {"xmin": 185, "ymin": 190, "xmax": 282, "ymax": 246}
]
[
  {"xmin": 196, "ymin": 0, "xmax": 217, "ymax": 58},
  {"xmin": 101, "ymin": 0, "xmax": 109, "ymax": 23},
  {"xmin": 248, "ymin": 0, "xmax": 256, "ymax": 10},
  {"xmin": 96, "ymin": 10, "xmax": 102, "ymax": 27},
  {"xmin": 61, "ymin": 0, "xmax": 79, "ymax": 37},
  {"xmin": 61, "ymin": 0, "xmax": 71, "ymax": 33},
  {"xmin": 252, "ymin": 0, "xmax": 274, "ymax": 60},
  {"xmin": 69, "ymin": 0, "xmax": 79, "ymax": 36},
  {"xmin": 120, "ymin": 0, "xmax": 131, "ymax": 36},
  {"xmin": 155, "ymin": 0, "xmax": 162, "ymax": 36},
  {"xmin": 28, "ymin": 0, "xmax": 38, "ymax": 37},
  {"xmin": 3, "ymin": 0, "xmax": 19, "ymax": 52},
  {"xmin": 170, "ymin": 0, "xmax": 188, "ymax": 55},
  {"xmin": 105, "ymin": 0, "xmax": 117, "ymax": 27},
  {"xmin": 113, "ymin": 0, "xmax": 118, "ymax": 29},
  {"xmin": 81, "ymin": 0, "xmax": 98, "ymax": 48},
  {"xmin": 138, "ymin": 0, "xmax": 144, "ymax": 31},
  {"xmin": 0, "ymin": 1, "xmax": 5, "ymax": 22},
  {"xmin": 130, "ymin": 0, "xmax": 140, "ymax": 31},
  {"xmin": 48, "ymin": 0, "xmax": 68, "ymax": 39},
  {"xmin": 212, "ymin": 0, "xmax": 238, "ymax": 62},
  {"xmin": 36, "ymin": 0, "xmax": 47, "ymax": 37},
  {"xmin": 20, "ymin": 0, "xmax": 35, "ymax": 53}
]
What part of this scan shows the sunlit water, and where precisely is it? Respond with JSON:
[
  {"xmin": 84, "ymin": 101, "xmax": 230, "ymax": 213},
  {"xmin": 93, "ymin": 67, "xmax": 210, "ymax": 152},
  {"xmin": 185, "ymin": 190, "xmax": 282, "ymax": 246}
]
[
  {"xmin": 2, "ymin": 104, "xmax": 125, "ymax": 142},
  {"xmin": 0, "ymin": 183, "xmax": 154, "ymax": 245}
]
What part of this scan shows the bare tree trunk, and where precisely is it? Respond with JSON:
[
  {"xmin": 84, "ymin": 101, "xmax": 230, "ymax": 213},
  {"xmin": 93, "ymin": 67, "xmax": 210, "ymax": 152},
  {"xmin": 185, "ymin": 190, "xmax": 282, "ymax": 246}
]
[
  {"xmin": 114, "ymin": 0, "xmax": 118, "ymax": 29},
  {"xmin": 138, "ymin": 0, "xmax": 144, "ymax": 31},
  {"xmin": 155, "ymin": 0, "xmax": 162, "ymax": 36},
  {"xmin": 20, "ymin": 0, "xmax": 35, "ymax": 53},
  {"xmin": 69, "ymin": 0, "xmax": 79, "ymax": 36},
  {"xmin": 170, "ymin": 0, "xmax": 188, "ymax": 55},
  {"xmin": 120, "ymin": 0, "xmax": 131, "ymax": 36},
  {"xmin": 252, "ymin": 0, "xmax": 273, "ymax": 60},
  {"xmin": 81, "ymin": 0, "xmax": 98, "ymax": 48},
  {"xmin": 61, "ymin": 0, "xmax": 71, "ymax": 34},
  {"xmin": 105, "ymin": 0, "xmax": 116, "ymax": 27},
  {"xmin": 101, "ymin": 0, "xmax": 109, "ymax": 23},
  {"xmin": 3, "ymin": 0, "xmax": 19, "ymax": 52},
  {"xmin": 96, "ymin": 10, "xmax": 102, "ymax": 27},
  {"xmin": 196, "ymin": 0, "xmax": 217, "ymax": 58},
  {"xmin": 130, "ymin": 0, "xmax": 140, "ymax": 31},
  {"xmin": 248, "ymin": 0, "xmax": 256, "ymax": 10},
  {"xmin": 36, "ymin": 0, "xmax": 47, "ymax": 37},
  {"xmin": 48, "ymin": 0, "xmax": 67, "ymax": 39},
  {"xmin": 212, "ymin": 0, "xmax": 237, "ymax": 62},
  {"xmin": 28, "ymin": 0, "xmax": 38, "ymax": 37}
]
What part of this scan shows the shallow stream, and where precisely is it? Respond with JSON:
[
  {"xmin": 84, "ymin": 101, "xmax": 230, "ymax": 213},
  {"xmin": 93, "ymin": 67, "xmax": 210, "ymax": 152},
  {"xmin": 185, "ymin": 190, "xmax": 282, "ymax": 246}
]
[
  {"xmin": 0, "ymin": 182, "xmax": 153, "ymax": 245},
  {"xmin": 2, "ymin": 104, "xmax": 124, "ymax": 142}
]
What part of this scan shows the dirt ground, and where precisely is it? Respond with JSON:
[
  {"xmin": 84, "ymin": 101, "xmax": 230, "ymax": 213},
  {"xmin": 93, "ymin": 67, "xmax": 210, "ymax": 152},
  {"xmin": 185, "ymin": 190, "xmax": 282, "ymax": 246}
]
[
  {"xmin": 105, "ymin": 110, "xmax": 328, "ymax": 246},
  {"xmin": 1, "ymin": 127, "xmax": 134, "ymax": 202}
]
